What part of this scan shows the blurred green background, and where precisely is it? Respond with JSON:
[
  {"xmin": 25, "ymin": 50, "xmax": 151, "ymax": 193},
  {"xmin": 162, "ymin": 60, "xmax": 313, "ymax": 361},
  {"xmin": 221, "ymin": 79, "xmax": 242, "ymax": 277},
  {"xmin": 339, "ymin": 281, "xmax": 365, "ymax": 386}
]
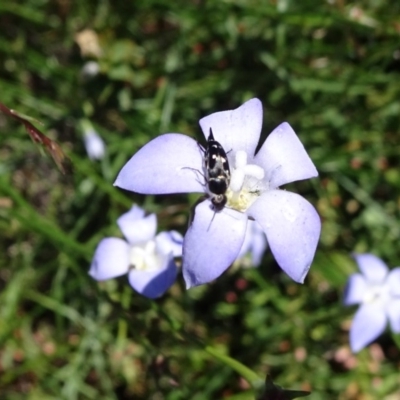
[{"xmin": 1, "ymin": 1, "xmax": 400, "ymax": 399}]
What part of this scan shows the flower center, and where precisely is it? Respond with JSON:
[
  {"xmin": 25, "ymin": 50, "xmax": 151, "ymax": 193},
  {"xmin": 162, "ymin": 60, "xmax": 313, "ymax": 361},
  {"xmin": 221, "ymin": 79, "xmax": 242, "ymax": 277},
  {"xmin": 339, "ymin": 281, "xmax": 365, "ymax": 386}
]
[
  {"xmin": 129, "ymin": 240, "xmax": 162, "ymax": 272},
  {"xmin": 363, "ymin": 283, "xmax": 388, "ymax": 305},
  {"xmin": 226, "ymin": 150, "xmax": 266, "ymax": 212}
]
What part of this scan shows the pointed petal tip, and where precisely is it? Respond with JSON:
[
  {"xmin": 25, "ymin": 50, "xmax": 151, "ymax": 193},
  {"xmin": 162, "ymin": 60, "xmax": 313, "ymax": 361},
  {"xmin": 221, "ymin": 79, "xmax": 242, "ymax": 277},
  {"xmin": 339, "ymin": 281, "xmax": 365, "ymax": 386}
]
[
  {"xmin": 350, "ymin": 344, "xmax": 362, "ymax": 353},
  {"xmin": 113, "ymin": 177, "xmax": 120, "ymax": 187},
  {"xmin": 297, "ymin": 268, "xmax": 308, "ymax": 284},
  {"xmin": 349, "ymin": 331, "xmax": 364, "ymax": 353},
  {"xmin": 245, "ymin": 97, "xmax": 262, "ymax": 108},
  {"xmin": 185, "ymin": 281, "xmax": 194, "ymax": 290},
  {"xmin": 289, "ymin": 263, "xmax": 310, "ymax": 284},
  {"xmin": 183, "ymin": 268, "xmax": 199, "ymax": 290},
  {"xmin": 113, "ymin": 174, "xmax": 127, "ymax": 189}
]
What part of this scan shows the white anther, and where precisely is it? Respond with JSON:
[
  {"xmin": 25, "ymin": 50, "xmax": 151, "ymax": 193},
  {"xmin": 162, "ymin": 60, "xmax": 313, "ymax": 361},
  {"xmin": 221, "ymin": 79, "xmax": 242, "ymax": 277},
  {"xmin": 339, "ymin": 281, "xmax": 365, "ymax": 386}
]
[
  {"xmin": 230, "ymin": 169, "xmax": 246, "ymax": 192},
  {"xmin": 235, "ymin": 150, "xmax": 248, "ymax": 168},
  {"xmin": 244, "ymin": 164, "xmax": 265, "ymax": 180},
  {"xmin": 130, "ymin": 240, "xmax": 161, "ymax": 271},
  {"xmin": 230, "ymin": 151, "xmax": 265, "ymax": 193}
]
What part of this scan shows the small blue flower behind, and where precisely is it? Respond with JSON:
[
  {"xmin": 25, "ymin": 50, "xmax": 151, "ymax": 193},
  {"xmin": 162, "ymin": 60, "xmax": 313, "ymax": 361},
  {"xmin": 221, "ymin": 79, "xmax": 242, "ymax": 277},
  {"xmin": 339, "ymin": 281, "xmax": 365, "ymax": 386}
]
[
  {"xmin": 83, "ymin": 128, "xmax": 105, "ymax": 160},
  {"xmin": 114, "ymin": 98, "xmax": 321, "ymax": 288},
  {"xmin": 344, "ymin": 254, "xmax": 400, "ymax": 352},
  {"xmin": 237, "ymin": 220, "xmax": 268, "ymax": 267},
  {"xmin": 89, "ymin": 205, "xmax": 183, "ymax": 299}
]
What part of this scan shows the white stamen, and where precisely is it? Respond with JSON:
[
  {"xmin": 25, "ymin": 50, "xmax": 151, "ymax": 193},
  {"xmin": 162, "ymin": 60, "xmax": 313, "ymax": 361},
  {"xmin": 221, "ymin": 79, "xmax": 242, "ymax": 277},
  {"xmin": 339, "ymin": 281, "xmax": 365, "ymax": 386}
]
[
  {"xmin": 129, "ymin": 240, "xmax": 162, "ymax": 272},
  {"xmin": 363, "ymin": 284, "xmax": 385, "ymax": 304},
  {"xmin": 235, "ymin": 150, "xmax": 248, "ymax": 169},
  {"xmin": 244, "ymin": 164, "xmax": 264, "ymax": 180},
  {"xmin": 230, "ymin": 150, "xmax": 265, "ymax": 193},
  {"xmin": 226, "ymin": 150, "xmax": 267, "ymax": 212},
  {"xmin": 230, "ymin": 169, "xmax": 246, "ymax": 192}
]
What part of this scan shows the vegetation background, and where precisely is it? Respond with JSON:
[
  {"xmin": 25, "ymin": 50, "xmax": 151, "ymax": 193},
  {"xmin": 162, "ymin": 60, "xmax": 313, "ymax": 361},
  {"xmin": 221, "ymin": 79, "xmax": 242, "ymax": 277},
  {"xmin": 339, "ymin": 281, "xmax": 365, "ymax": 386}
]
[{"xmin": 1, "ymin": 0, "xmax": 400, "ymax": 399}]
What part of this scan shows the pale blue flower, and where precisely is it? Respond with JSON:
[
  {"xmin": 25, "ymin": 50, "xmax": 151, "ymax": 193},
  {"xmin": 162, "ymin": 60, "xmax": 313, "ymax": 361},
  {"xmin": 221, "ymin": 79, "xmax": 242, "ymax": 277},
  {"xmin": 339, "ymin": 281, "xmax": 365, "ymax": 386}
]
[
  {"xmin": 84, "ymin": 128, "xmax": 105, "ymax": 160},
  {"xmin": 114, "ymin": 98, "xmax": 321, "ymax": 288},
  {"xmin": 344, "ymin": 254, "xmax": 400, "ymax": 352},
  {"xmin": 89, "ymin": 205, "xmax": 182, "ymax": 298}
]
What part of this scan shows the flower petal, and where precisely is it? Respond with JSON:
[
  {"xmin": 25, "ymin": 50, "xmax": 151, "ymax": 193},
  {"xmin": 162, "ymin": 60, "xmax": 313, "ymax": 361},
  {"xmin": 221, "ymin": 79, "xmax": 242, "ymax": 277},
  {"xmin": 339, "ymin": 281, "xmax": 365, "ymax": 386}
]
[
  {"xmin": 254, "ymin": 122, "xmax": 318, "ymax": 189},
  {"xmin": 199, "ymin": 98, "xmax": 262, "ymax": 158},
  {"xmin": 238, "ymin": 220, "xmax": 267, "ymax": 266},
  {"xmin": 343, "ymin": 273, "xmax": 368, "ymax": 305},
  {"xmin": 250, "ymin": 232, "xmax": 268, "ymax": 266},
  {"xmin": 386, "ymin": 267, "xmax": 400, "ymax": 297},
  {"xmin": 156, "ymin": 230, "xmax": 183, "ymax": 257},
  {"xmin": 183, "ymin": 201, "xmax": 247, "ymax": 288},
  {"xmin": 89, "ymin": 238, "xmax": 129, "ymax": 280},
  {"xmin": 128, "ymin": 256, "xmax": 177, "ymax": 299},
  {"xmin": 349, "ymin": 302, "xmax": 387, "ymax": 352},
  {"xmin": 247, "ymin": 190, "xmax": 321, "ymax": 283},
  {"xmin": 353, "ymin": 254, "xmax": 388, "ymax": 283},
  {"xmin": 386, "ymin": 298, "xmax": 400, "ymax": 333},
  {"xmin": 114, "ymin": 134, "xmax": 204, "ymax": 194},
  {"xmin": 84, "ymin": 129, "xmax": 105, "ymax": 160},
  {"xmin": 117, "ymin": 207, "xmax": 157, "ymax": 245}
]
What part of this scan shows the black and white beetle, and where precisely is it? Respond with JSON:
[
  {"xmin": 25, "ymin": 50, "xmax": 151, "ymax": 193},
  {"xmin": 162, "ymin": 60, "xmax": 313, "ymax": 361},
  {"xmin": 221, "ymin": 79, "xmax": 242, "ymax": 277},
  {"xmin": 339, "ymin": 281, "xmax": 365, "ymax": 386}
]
[{"xmin": 203, "ymin": 128, "xmax": 231, "ymax": 211}]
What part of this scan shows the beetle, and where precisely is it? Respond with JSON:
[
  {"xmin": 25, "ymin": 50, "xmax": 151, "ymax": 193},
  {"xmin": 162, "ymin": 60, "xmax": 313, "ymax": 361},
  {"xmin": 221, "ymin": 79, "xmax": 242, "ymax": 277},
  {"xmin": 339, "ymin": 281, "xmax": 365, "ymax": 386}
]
[{"xmin": 204, "ymin": 128, "xmax": 231, "ymax": 211}]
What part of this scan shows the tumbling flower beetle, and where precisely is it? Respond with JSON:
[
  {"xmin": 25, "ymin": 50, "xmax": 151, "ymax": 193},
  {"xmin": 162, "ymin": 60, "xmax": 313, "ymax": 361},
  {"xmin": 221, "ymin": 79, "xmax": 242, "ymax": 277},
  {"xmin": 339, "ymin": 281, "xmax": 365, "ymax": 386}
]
[{"xmin": 204, "ymin": 128, "xmax": 231, "ymax": 211}]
